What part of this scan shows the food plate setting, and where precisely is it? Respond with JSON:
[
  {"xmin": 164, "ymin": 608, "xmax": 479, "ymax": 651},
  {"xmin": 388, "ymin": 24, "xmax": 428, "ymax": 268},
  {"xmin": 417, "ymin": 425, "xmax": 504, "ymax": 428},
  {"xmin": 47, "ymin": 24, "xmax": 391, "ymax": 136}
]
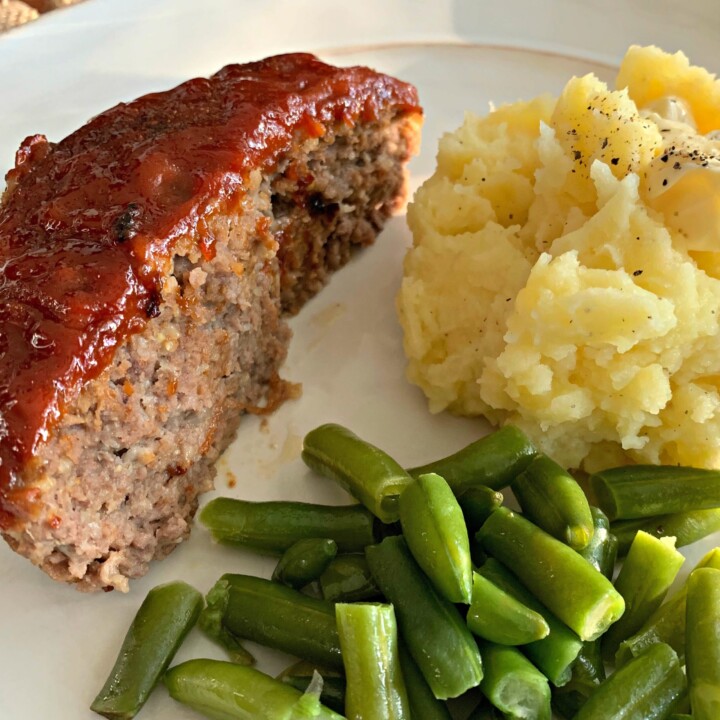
[{"xmin": 1, "ymin": 1, "xmax": 720, "ymax": 719}]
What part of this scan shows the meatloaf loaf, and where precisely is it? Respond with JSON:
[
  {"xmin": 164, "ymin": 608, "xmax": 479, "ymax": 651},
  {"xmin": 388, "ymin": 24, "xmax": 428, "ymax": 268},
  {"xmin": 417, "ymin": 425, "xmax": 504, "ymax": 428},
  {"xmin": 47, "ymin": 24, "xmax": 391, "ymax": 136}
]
[{"xmin": 0, "ymin": 53, "xmax": 421, "ymax": 591}]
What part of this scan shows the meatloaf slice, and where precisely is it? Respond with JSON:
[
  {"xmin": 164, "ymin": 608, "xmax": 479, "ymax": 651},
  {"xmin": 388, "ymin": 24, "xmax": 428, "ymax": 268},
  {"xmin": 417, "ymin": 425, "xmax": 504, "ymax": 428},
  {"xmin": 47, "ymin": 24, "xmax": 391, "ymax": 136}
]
[{"xmin": 0, "ymin": 54, "xmax": 422, "ymax": 591}]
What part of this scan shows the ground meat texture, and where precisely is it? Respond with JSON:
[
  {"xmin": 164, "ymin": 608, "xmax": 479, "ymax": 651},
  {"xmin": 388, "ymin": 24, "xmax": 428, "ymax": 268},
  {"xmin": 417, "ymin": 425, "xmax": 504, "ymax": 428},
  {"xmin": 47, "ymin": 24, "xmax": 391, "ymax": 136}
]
[{"xmin": 0, "ymin": 55, "xmax": 421, "ymax": 591}]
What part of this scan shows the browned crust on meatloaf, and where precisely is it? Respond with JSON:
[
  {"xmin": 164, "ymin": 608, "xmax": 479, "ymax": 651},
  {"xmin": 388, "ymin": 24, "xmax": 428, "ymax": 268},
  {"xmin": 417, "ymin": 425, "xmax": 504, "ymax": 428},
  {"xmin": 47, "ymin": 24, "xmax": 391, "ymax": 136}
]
[
  {"xmin": 0, "ymin": 53, "xmax": 421, "ymax": 531},
  {"xmin": 2, "ymin": 105, "xmax": 421, "ymax": 591}
]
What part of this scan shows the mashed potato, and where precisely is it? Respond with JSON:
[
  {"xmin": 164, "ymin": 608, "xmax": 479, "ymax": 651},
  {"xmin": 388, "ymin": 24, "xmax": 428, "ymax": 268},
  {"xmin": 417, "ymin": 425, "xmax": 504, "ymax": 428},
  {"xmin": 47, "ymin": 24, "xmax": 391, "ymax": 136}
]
[{"xmin": 398, "ymin": 46, "xmax": 720, "ymax": 471}]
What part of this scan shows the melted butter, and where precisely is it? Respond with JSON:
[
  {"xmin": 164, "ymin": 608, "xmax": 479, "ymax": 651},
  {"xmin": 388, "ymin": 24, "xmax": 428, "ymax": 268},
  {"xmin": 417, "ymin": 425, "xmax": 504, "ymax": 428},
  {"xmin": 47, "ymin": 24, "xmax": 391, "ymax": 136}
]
[
  {"xmin": 641, "ymin": 96, "xmax": 720, "ymax": 201},
  {"xmin": 645, "ymin": 96, "xmax": 696, "ymax": 126},
  {"xmin": 636, "ymin": 96, "xmax": 720, "ymax": 250}
]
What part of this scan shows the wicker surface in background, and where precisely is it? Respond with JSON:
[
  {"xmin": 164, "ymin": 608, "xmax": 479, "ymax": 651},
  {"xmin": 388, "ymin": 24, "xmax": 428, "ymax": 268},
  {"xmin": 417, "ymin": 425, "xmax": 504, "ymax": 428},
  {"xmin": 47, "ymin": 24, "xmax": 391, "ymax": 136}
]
[{"xmin": 0, "ymin": 0, "xmax": 83, "ymax": 32}]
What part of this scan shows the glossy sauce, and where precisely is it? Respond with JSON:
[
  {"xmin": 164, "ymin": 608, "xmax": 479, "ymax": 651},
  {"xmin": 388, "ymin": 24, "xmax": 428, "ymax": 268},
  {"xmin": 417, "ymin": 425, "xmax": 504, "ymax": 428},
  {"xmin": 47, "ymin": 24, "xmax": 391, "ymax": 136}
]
[{"xmin": 0, "ymin": 54, "xmax": 420, "ymax": 526}]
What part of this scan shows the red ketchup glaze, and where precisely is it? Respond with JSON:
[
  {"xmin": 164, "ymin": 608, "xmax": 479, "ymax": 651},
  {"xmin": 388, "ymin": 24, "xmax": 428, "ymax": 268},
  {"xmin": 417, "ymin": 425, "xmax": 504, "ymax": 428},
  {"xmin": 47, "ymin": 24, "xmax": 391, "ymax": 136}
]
[{"xmin": 0, "ymin": 53, "xmax": 421, "ymax": 528}]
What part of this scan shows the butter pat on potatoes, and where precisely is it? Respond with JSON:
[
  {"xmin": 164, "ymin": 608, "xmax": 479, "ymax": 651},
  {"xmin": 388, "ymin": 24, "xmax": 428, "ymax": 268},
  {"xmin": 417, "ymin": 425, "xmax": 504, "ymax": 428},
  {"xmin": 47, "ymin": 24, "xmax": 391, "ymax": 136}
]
[{"xmin": 398, "ymin": 46, "xmax": 720, "ymax": 471}]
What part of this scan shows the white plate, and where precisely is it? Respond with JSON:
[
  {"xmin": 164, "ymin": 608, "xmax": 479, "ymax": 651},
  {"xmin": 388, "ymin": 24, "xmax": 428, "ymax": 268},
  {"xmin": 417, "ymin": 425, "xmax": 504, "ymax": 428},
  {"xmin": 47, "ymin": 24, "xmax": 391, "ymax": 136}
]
[{"xmin": 1, "ymin": 2, "xmax": 719, "ymax": 718}]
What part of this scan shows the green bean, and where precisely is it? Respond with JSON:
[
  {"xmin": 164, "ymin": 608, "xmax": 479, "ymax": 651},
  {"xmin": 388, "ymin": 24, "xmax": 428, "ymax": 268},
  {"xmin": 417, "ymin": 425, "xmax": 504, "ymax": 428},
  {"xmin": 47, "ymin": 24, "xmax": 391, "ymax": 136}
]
[
  {"xmin": 512, "ymin": 454, "xmax": 594, "ymax": 550},
  {"xmin": 615, "ymin": 589, "xmax": 687, "ymax": 668},
  {"xmin": 200, "ymin": 497, "xmax": 376, "ymax": 554},
  {"xmin": 336, "ymin": 603, "xmax": 410, "ymax": 720},
  {"xmin": 272, "ymin": 538, "xmax": 338, "ymax": 589},
  {"xmin": 478, "ymin": 559, "xmax": 583, "ymax": 687},
  {"xmin": 302, "ymin": 423, "xmax": 413, "ymax": 523},
  {"xmin": 365, "ymin": 535, "xmax": 483, "ymax": 699},
  {"xmin": 573, "ymin": 643, "xmax": 686, "ymax": 720},
  {"xmin": 457, "ymin": 486, "xmax": 504, "ymax": 534},
  {"xmin": 277, "ymin": 662, "xmax": 346, "ymax": 715},
  {"xmin": 616, "ymin": 547, "xmax": 720, "ymax": 666},
  {"xmin": 397, "ymin": 643, "xmax": 452, "ymax": 720},
  {"xmin": 578, "ymin": 507, "xmax": 618, "ymax": 578},
  {"xmin": 573, "ymin": 640, "xmax": 606, "ymax": 687},
  {"xmin": 319, "ymin": 554, "xmax": 381, "ymax": 603},
  {"xmin": 668, "ymin": 715, "xmax": 693, "ymax": 720},
  {"xmin": 198, "ymin": 580, "xmax": 255, "ymax": 665},
  {"xmin": 408, "ymin": 425, "xmax": 537, "ymax": 493},
  {"xmin": 202, "ymin": 574, "xmax": 343, "ymax": 670},
  {"xmin": 164, "ymin": 659, "xmax": 344, "ymax": 720},
  {"xmin": 467, "ymin": 571, "xmax": 549, "ymax": 645},
  {"xmin": 477, "ymin": 640, "xmax": 552, "ymax": 720},
  {"xmin": 399, "ymin": 472, "xmax": 473, "ymax": 603},
  {"xmin": 281, "ymin": 676, "xmax": 346, "ymax": 715},
  {"xmin": 591, "ymin": 465, "xmax": 720, "ymax": 520},
  {"xmin": 602, "ymin": 531, "xmax": 684, "ymax": 659},
  {"xmin": 91, "ymin": 580, "xmax": 203, "ymax": 719},
  {"xmin": 551, "ymin": 640, "xmax": 606, "ymax": 717},
  {"xmin": 686, "ymin": 567, "xmax": 720, "ymax": 720},
  {"xmin": 477, "ymin": 508, "xmax": 625, "ymax": 641},
  {"xmin": 613, "ymin": 508, "xmax": 720, "ymax": 556}
]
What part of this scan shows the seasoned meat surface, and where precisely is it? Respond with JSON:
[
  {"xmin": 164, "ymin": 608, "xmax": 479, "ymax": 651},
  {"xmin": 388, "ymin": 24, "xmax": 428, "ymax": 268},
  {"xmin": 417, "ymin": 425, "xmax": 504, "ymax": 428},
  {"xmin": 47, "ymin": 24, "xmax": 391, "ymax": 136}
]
[{"xmin": 0, "ymin": 53, "xmax": 421, "ymax": 589}]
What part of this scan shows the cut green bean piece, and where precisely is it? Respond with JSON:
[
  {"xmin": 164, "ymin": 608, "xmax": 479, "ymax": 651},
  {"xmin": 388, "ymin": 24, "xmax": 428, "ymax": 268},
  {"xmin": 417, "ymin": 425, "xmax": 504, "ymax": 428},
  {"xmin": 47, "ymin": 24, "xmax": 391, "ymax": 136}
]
[
  {"xmin": 611, "ymin": 518, "xmax": 649, "ymax": 556},
  {"xmin": 602, "ymin": 531, "xmax": 684, "ymax": 659},
  {"xmin": 200, "ymin": 498, "xmax": 376, "ymax": 554},
  {"xmin": 551, "ymin": 640, "xmax": 605, "ymax": 719},
  {"xmin": 165, "ymin": 659, "xmax": 344, "ymax": 720},
  {"xmin": 687, "ymin": 567, "xmax": 720, "ymax": 720},
  {"xmin": 513, "ymin": 454, "xmax": 594, "ymax": 550},
  {"xmin": 203, "ymin": 574, "xmax": 342, "ymax": 670},
  {"xmin": 365, "ymin": 535, "xmax": 483, "ymax": 699},
  {"xmin": 613, "ymin": 508, "xmax": 720, "ymax": 556},
  {"xmin": 319, "ymin": 554, "xmax": 381, "ymax": 603},
  {"xmin": 272, "ymin": 538, "xmax": 338, "ymax": 589},
  {"xmin": 477, "ymin": 508, "xmax": 625, "ymax": 641},
  {"xmin": 467, "ymin": 572, "xmax": 549, "ymax": 645},
  {"xmin": 398, "ymin": 643, "xmax": 452, "ymax": 720},
  {"xmin": 91, "ymin": 580, "xmax": 203, "ymax": 719},
  {"xmin": 616, "ymin": 547, "xmax": 720, "ymax": 666},
  {"xmin": 591, "ymin": 465, "xmax": 720, "ymax": 520},
  {"xmin": 282, "ymin": 676, "xmax": 346, "ymax": 716},
  {"xmin": 478, "ymin": 641, "xmax": 552, "ymax": 720},
  {"xmin": 578, "ymin": 507, "xmax": 618, "ymax": 578},
  {"xmin": 302, "ymin": 424, "xmax": 413, "ymax": 523},
  {"xmin": 574, "ymin": 643, "xmax": 685, "ymax": 720},
  {"xmin": 337, "ymin": 603, "xmax": 410, "ymax": 720},
  {"xmin": 409, "ymin": 425, "xmax": 537, "ymax": 493},
  {"xmin": 478, "ymin": 559, "xmax": 583, "ymax": 687},
  {"xmin": 458, "ymin": 486, "xmax": 504, "ymax": 534},
  {"xmin": 198, "ymin": 581, "xmax": 255, "ymax": 665},
  {"xmin": 573, "ymin": 640, "xmax": 606, "ymax": 686},
  {"xmin": 399, "ymin": 472, "xmax": 473, "ymax": 603},
  {"xmin": 278, "ymin": 661, "xmax": 346, "ymax": 715},
  {"xmin": 615, "ymin": 588, "xmax": 686, "ymax": 668}
]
